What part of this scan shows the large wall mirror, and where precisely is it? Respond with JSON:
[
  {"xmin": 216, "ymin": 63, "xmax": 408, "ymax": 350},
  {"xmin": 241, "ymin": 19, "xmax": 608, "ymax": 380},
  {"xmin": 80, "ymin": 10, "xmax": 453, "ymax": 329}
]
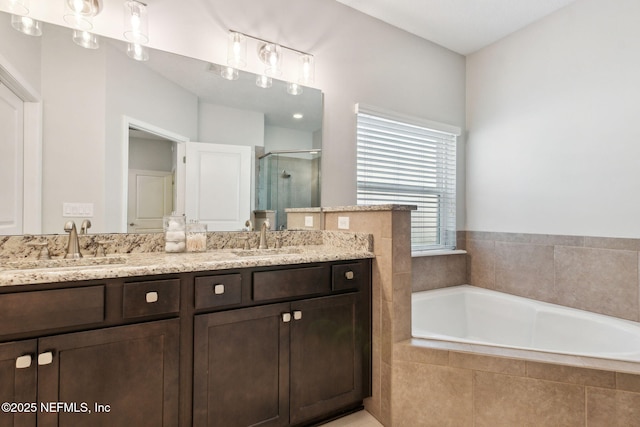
[{"xmin": 0, "ymin": 11, "xmax": 322, "ymax": 235}]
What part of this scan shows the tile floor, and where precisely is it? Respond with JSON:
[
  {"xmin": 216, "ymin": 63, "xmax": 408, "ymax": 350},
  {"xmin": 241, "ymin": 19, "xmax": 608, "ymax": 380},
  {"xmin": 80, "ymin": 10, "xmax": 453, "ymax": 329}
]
[{"xmin": 321, "ymin": 410, "xmax": 383, "ymax": 426}]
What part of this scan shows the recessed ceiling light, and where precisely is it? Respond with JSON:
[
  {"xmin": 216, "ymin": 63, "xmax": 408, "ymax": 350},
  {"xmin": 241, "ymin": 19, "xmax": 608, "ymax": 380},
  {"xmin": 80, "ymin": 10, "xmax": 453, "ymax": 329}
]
[{"xmin": 293, "ymin": 113, "xmax": 304, "ymax": 119}]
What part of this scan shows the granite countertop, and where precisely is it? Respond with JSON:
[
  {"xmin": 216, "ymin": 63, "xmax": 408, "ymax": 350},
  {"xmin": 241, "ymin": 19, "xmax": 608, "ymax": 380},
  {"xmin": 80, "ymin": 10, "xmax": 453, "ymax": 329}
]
[{"xmin": 0, "ymin": 244, "xmax": 374, "ymax": 287}]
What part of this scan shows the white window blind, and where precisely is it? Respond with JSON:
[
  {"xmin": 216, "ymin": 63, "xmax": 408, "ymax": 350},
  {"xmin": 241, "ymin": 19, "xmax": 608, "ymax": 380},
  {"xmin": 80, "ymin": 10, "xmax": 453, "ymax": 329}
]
[{"xmin": 356, "ymin": 105, "xmax": 458, "ymax": 251}]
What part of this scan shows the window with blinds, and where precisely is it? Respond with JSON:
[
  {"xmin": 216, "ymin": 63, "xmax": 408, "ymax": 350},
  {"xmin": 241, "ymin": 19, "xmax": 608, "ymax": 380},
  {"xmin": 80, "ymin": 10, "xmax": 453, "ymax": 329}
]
[{"xmin": 356, "ymin": 104, "xmax": 459, "ymax": 251}]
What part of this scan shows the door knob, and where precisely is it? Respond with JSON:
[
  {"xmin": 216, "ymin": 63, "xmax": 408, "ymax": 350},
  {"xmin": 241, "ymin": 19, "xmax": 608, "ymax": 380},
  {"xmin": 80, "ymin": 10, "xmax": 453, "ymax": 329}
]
[
  {"xmin": 293, "ymin": 310, "xmax": 302, "ymax": 320},
  {"xmin": 282, "ymin": 313, "xmax": 292, "ymax": 323}
]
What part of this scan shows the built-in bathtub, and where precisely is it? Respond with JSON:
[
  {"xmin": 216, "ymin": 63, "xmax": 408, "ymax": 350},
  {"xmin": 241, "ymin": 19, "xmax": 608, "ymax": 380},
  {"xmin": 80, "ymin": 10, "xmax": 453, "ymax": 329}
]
[{"xmin": 412, "ymin": 285, "xmax": 640, "ymax": 363}]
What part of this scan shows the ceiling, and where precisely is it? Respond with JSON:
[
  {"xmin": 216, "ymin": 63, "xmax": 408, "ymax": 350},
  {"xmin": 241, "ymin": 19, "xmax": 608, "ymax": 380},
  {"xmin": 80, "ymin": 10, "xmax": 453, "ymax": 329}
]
[{"xmin": 335, "ymin": 0, "xmax": 579, "ymax": 55}]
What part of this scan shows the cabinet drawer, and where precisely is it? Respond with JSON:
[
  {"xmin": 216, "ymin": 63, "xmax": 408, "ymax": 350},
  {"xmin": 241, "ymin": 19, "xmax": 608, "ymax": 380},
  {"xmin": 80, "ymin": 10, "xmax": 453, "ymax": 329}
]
[
  {"xmin": 0, "ymin": 286, "xmax": 104, "ymax": 336},
  {"xmin": 332, "ymin": 262, "xmax": 367, "ymax": 291},
  {"xmin": 253, "ymin": 266, "xmax": 330, "ymax": 301},
  {"xmin": 195, "ymin": 274, "xmax": 242, "ymax": 310},
  {"xmin": 123, "ymin": 279, "xmax": 180, "ymax": 319}
]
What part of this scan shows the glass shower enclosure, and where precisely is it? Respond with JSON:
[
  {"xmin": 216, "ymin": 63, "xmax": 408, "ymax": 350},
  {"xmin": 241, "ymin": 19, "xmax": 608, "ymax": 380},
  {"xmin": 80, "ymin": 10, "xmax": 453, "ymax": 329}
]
[{"xmin": 257, "ymin": 150, "xmax": 321, "ymax": 230}]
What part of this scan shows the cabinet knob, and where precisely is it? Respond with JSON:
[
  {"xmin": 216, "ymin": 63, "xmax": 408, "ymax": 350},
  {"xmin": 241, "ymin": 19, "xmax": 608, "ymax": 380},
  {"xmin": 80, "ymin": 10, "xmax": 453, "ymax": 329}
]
[
  {"xmin": 293, "ymin": 310, "xmax": 303, "ymax": 321},
  {"xmin": 15, "ymin": 354, "xmax": 32, "ymax": 369},
  {"xmin": 146, "ymin": 291, "xmax": 159, "ymax": 303},
  {"xmin": 38, "ymin": 351, "xmax": 53, "ymax": 366},
  {"xmin": 345, "ymin": 271, "xmax": 355, "ymax": 280},
  {"xmin": 214, "ymin": 284, "xmax": 225, "ymax": 295},
  {"xmin": 282, "ymin": 313, "xmax": 292, "ymax": 323}
]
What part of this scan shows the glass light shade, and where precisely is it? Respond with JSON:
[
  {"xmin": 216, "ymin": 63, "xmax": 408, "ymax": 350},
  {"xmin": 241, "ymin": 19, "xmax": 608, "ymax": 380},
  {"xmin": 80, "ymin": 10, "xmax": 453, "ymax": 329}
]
[
  {"xmin": 123, "ymin": 0, "xmax": 149, "ymax": 44},
  {"xmin": 298, "ymin": 54, "xmax": 315, "ymax": 85},
  {"xmin": 3, "ymin": 0, "xmax": 29, "ymax": 15},
  {"xmin": 220, "ymin": 66, "xmax": 239, "ymax": 81},
  {"xmin": 127, "ymin": 43, "xmax": 149, "ymax": 61},
  {"xmin": 64, "ymin": 0, "xmax": 101, "ymax": 30},
  {"xmin": 258, "ymin": 43, "xmax": 282, "ymax": 77},
  {"xmin": 66, "ymin": 0, "xmax": 101, "ymax": 16},
  {"xmin": 227, "ymin": 31, "xmax": 247, "ymax": 68},
  {"xmin": 11, "ymin": 14, "xmax": 42, "ymax": 36},
  {"xmin": 256, "ymin": 75, "xmax": 272, "ymax": 89},
  {"xmin": 287, "ymin": 82, "xmax": 303, "ymax": 96},
  {"xmin": 73, "ymin": 30, "xmax": 99, "ymax": 49}
]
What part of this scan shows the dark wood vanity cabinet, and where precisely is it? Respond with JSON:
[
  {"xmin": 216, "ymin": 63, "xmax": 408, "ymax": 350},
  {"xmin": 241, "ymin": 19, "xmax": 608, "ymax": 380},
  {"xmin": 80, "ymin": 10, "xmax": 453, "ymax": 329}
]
[
  {"xmin": 192, "ymin": 260, "xmax": 371, "ymax": 427},
  {"xmin": 0, "ymin": 280, "xmax": 180, "ymax": 427},
  {"xmin": 0, "ymin": 257, "xmax": 371, "ymax": 427}
]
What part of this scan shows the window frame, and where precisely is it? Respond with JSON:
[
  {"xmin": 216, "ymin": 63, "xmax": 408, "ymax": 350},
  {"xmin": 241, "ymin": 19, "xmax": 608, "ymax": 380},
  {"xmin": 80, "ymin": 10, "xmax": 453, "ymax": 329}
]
[{"xmin": 355, "ymin": 104, "xmax": 460, "ymax": 251}]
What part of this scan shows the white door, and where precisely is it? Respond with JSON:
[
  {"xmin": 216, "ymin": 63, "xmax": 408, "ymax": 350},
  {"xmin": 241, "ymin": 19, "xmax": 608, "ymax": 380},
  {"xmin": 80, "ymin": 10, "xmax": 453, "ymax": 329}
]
[
  {"xmin": 0, "ymin": 83, "xmax": 24, "ymax": 235},
  {"xmin": 127, "ymin": 169, "xmax": 173, "ymax": 233},
  {"xmin": 185, "ymin": 142, "xmax": 251, "ymax": 231}
]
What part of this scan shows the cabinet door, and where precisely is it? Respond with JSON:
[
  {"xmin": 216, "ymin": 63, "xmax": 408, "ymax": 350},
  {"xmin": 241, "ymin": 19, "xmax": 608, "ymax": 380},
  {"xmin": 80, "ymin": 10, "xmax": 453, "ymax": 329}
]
[
  {"xmin": 289, "ymin": 293, "xmax": 362, "ymax": 425},
  {"xmin": 193, "ymin": 303, "xmax": 290, "ymax": 427},
  {"xmin": 0, "ymin": 340, "xmax": 37, "ymax": 427},
  {"xmin": 36, "ymin": 319, "xmax": 179, "ymax": 427}
]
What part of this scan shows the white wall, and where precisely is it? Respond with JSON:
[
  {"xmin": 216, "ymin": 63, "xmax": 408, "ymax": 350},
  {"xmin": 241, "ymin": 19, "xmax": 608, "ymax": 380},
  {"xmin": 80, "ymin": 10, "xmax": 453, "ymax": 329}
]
[
  {"xmin": 466, "ymin": 0, "xmax": 640, "ymax": 238},
  {"xmin": 264, "ymin": 126, "xmax": 313, "ymax": 152},
  {"xmin": 198, "ymin": 102, "xmax": 264, "ymax": 146},
  {"xmin": 40, "ymin": 25, "xmax": 106, "ymax": 233}
]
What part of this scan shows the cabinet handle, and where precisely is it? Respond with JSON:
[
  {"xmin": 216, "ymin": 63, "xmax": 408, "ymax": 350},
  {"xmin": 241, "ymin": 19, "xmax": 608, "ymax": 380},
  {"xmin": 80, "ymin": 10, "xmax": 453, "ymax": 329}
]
[
  {"xmin": 282, "ymin": 313, "xmax": 292, "ymax": 323},
  {"xmin": 213, "ymin": 284, "xmax": 225, "ymax": 295},
  {"xmin": 293, "ymin": 310, "xmax": 302, "ymax": 321},
  {"xmin": 38, "ymin": 351, "xmax": 54, "ymax": 366},
  {"xmin": 345, "ymin": 271, "xmax": 355, "ymax": 280},
  {"xmin": 146, "ymin": 291, "xmax": 159, "ymax": 303},
  {"xmin": 15, "ymin": 354, "xmax": 32, "ymax": 369}
]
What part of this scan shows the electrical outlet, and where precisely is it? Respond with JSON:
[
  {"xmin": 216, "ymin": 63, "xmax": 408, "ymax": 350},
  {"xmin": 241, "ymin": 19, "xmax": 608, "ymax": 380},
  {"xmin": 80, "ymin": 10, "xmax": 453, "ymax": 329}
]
[
  {"xmin": 304, "ymin": 216, "xmax": 314, "ymax": 227},
  {"xmin": 337, "ymin": 216, "xmax": 350, "ymax": 230}
]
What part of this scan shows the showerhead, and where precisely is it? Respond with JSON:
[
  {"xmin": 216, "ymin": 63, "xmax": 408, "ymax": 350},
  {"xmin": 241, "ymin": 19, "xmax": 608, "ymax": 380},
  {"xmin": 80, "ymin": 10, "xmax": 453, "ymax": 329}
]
[{"xmin": 281, "ymin": 169, "xmax": 291, "ymax": 178}]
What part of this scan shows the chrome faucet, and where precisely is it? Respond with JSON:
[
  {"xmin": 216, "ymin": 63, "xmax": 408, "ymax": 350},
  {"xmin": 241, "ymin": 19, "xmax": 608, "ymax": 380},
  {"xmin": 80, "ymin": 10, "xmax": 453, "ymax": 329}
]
[
  {"xmin": 258, "ymin": 219, "xmax": 270, "ymax": 249},
  {"xmin": 63, "ymin": 221, "xmax": 82, "ymax": 259}
]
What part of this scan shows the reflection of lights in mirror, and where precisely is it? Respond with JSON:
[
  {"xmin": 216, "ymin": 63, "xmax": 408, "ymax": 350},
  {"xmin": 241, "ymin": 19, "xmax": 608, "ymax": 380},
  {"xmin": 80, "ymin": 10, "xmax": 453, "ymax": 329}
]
[
  {"xmin": 256, "ymin": 75, "xmax": 273, "ymax": 89},
  {"xmin": 287, "ymin": 83, "xmax": 303, "ymax": 96},
  {"xmin": 293, "ymin": 113, "xmax": 303, "ymax": 120},
  {"xmin": 10, "ymin": 13, "xmax": 40, "ymax": 35},
  {"xmin": 73, "ymin": 29, "xmax": 100, "ymax": 49},
  {"xmin": 220, "ymin": 66, "xmax": 239, "ymax": 81},
  {"xmin": 127, "ymin": 43, "xmax": 149, "ymax": 61}
]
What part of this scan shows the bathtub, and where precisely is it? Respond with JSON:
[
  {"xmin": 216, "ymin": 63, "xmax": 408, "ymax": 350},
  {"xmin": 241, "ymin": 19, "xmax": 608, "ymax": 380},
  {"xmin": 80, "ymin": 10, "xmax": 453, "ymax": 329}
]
[{"xmin": 412, "ymin": 285, "xmax": 640, "ymax": 363}]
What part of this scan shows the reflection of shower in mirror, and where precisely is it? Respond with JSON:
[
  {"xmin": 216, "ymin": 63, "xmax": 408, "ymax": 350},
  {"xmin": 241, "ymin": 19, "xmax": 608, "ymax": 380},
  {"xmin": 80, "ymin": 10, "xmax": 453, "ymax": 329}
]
[{"xmin": 281, "ymin": 170, "xmax": 291, "ymax": 178}]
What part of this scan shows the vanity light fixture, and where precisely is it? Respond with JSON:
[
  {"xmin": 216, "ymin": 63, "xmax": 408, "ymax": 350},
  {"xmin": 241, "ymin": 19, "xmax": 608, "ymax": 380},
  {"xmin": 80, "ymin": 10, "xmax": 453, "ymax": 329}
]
[
  {"xmin": 123, "ymin": 0, "xmax": 148, "ymax": 44},
  {"xmin": 227, "ymin": 31, "xmax": 247, "ymax": 68},
  {"xmin": 63, "ymin": 0, "xmax": 102, "ymax": 31},
  {"xmin": 258, "ymin": 42, "xmax": 282, "ymax": 77},
  {"xmin": 226, "ymin": 30, "xmax": 315, "ymax": 90},
  {"xmin": 7, "ymin": 0, "xmax": 42, "ymax": 36}
]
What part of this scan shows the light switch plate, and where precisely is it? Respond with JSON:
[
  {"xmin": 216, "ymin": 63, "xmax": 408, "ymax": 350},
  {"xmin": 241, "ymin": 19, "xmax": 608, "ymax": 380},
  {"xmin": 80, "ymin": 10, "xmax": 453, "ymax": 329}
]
[
  {"xmin": 304, "ymin": 216, "xmax": 314, "ymax": 227},
  {"xmin": 337, "ymin": 216, "xmax": 350, "ymax": 230},
  {"xmin": 63, "ymin": 202, "xmax": 94, "ymax": 217}
]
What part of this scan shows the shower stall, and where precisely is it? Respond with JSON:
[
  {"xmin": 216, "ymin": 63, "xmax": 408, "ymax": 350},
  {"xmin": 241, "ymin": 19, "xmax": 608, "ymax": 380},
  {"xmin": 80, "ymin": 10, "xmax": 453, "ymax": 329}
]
[{"xmin": 257, "ymin": 149, "xmax": 321, "ymax": 230}]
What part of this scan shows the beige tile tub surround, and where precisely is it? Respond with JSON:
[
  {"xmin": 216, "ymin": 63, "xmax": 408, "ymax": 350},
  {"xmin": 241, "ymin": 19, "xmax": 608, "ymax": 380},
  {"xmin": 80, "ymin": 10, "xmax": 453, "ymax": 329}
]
[
  {"xmin": 392, "ymin": 341, "xmax": 640, "ymax": 426},
  {"xmin": 465, "ymin": 231, "xmax": 640, "ymax": 321}
]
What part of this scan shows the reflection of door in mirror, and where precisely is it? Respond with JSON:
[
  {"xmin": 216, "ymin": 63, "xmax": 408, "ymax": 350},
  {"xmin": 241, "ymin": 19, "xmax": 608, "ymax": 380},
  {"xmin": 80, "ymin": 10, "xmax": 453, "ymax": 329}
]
[
  {"xmin": 0, "ymin": 83, "xmax": 23, "ymax": 235},
  {"xmin": 127, "ymin": 128, "xmax": 176, "ymax": 233}
]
